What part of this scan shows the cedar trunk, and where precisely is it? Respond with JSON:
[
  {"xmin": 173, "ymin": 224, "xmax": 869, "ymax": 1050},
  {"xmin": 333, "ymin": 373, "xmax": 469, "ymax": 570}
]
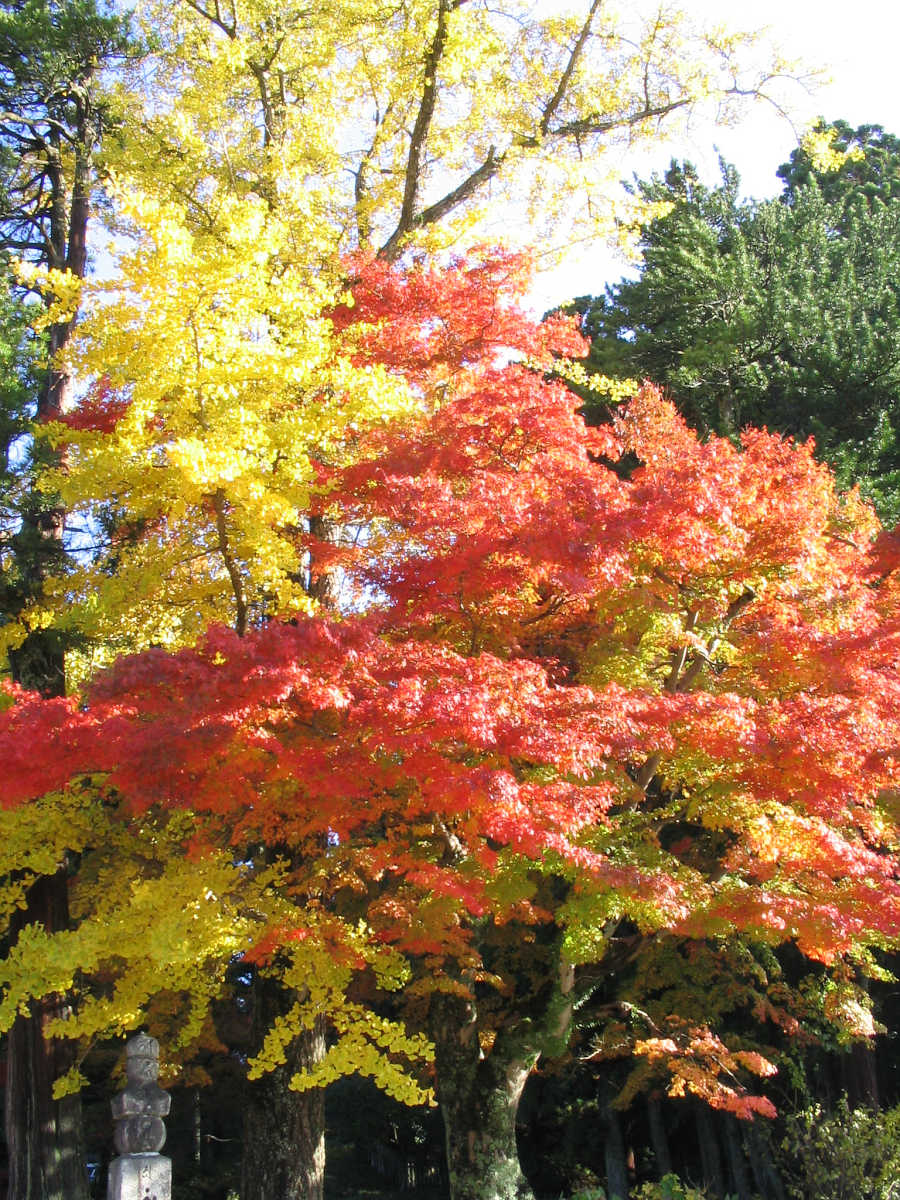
[
  {"xmin": 4, "ymin": 129, "xmax": 91, "ymax": 1197},
  {"xmin": 4, "ymin": 870, "xmax": 89, "ymax": 1200},
  {"xmin": 695, "ymin": 1100, "xmax": 725, "ymax": 1198},
  {"xmin": 431, "ymin": 994, "xmax": 536, "ymax": 1200},
  {"xmin": 241, "ymin": 977, "xmax": 326, "ymax": 1200},
  {"xmin": 6, "ymin": 382, "xmax": 86, "ymax": 1199},
  {"xmin": 646, "ymin": 1097, "xmax": 673, "ymax": 1179},
  {"xmin": 603, "ymin": 1104, "xmax": 628, "ymax": 1200}
]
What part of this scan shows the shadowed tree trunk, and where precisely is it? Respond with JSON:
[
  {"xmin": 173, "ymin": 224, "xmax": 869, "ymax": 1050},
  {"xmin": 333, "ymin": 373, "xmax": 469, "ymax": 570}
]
[
  {"xmin": 4, "ymin": 869, "xmax": 88, "ymax": 1200},
  {"xmin": 603, "ymin": 1103, "xmax": 629, "ymax": 1200},
  {"xmin": 5, "ymin": 323, "xmax": 88, "ymax": 1200},
  {"xmin": 430, "ymin": 992, "xmax": 537, "ymax": 1200},
  {"xmin": 841, "ymin": 1042, "xmax": 880, "ymax": 1109},
  {"xmin": 743, "ymin": 1119, "xmax": 786, "ymax": 1200},
  {"xmin": 4, "ymin": 306, "xmax": 89, "ymax": 1200},
  {"xmin": 695, "ymin": 1101, "xmax": 725, "ymax": 1198},
  {"xmin": 723, "ymin": 1114, "xmax": 753, "ymax": 1200},
  {"xmin": 241, "ymin": 975, "xmax": 326, "ymax": 1200},
  {"xmin": 647, "ymin": 1097, "xmax": 673, "ymax": 1180}
]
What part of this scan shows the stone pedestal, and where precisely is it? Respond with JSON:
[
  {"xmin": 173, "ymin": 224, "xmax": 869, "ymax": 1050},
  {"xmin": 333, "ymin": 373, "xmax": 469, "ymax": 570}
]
[
  {"xmin": 108, "ymin": 1034, "xmax": 171, "ymax": 1200},
  {"xmin": 107, "ymin": 1153, "xmax": 172, "ymax": 1200}
]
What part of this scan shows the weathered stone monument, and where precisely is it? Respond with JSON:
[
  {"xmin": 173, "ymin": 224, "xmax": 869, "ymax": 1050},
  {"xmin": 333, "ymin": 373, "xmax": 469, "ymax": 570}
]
[{"xmin": 108, "ymin": 1032, "xmax": 172, "ymax": 1200}]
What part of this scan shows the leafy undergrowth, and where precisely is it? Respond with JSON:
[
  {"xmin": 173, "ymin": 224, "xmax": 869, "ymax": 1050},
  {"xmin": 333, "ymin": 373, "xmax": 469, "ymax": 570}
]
[{"xmin": 779, "ymin": 1099, "xmax": 900, "ymax": 1200}]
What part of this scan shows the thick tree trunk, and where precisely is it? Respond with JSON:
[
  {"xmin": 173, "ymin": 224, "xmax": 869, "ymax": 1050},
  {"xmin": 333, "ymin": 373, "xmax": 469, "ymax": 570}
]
[
  {"xmin": 2, "ymin": 53, "xmax": 104, "ymax": 1200},
  {"xmin": 5, "ymin": 335, "xmax": 86, "ymax": 1200},
  {"xmin": 646, "ymin": 1097, "xmax": 672, "ymax": 1179},
  {"xmin": 840, "ymin": 1041, "xmax": 879, "ymax": 1109},
  {"xmin": 603, "ymin": 1104, "xmax": 629, "ymax": 1200},
  {"xmin": 430, "ymin": 993, "xmax": 536, "ymax": 1200},
  {"xmin": 695, "ymin": 1101, "xmax": 725, "ymax": 1198},
  {"xmin": 743, "ymin": 1119, "xmax": 786, "ymax": 1200},
  {"xmin": 4, "ymin": 870, "xmax": 89, "ymax": 1200},
  {"xmin": 240, "ymin": 977, "xmax": 326, "ymax": 1200},
  {"xmin": 306, "ymin": 516, "xmax": 340, "ymax": 609},
  {"xmin": 238, "ymin": 514, "xmax": 337, "ymax": 1200},
  {"xmin": 722, "ymin": 1114, "xmax": 752, "ymax": 1200}
]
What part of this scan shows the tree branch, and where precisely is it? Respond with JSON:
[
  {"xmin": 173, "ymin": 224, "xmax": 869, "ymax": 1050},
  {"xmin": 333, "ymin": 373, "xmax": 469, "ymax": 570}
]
[
  {"xmin": 380, "ymin": 0, "xmax": 460, "ymax": 258},
  {"xmin": 532, "ymin": 96, "xmax": 693, "ymax": 146},
  {"xmin": 212, "ymin": 488, "xmax": 248, "ymax": 637},
  {"xmin": 539, "ymin": 0, "xmax": 603, "ymax": 139},
  {"xmin": 182, "ymin": 0, "xmax": 236, "ymax": 39},
  {"xmin": 380, "ymin": 145, "xmax": 500, "ymax": 260}
]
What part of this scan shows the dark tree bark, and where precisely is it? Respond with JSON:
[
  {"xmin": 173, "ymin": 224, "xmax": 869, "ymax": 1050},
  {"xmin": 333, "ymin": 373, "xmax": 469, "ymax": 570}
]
[
  {"xmin": 430, "ymin": 993, "xmax": 537, "ymax": 1200},
  {"xmin": 4, "ymin": 219, "xmax": 86, "ymax": 1200},
  {"xmin": 743, "ymin": 1119, "xmax": 786, "ymax": 1200},
  {"xmin": 603, "ymin": 1104, "xmax": 629, "ymax": 1200},
  {"xmin": 722, "ymin": 1114, "xmax": 753, "ymax": 1200},
  {"xmin": 240, "ymin": 973, "xmax": 327, "ymax": 1200},
  {"xmin": 695, "ymin": 1101, "xmax": 725, "ymax": 1198},
  {"xmin": 5, "ymin": 331, "xmax": 83, "ymax": 1199},
  {"xmin": 840, "ymin": 1041, "xmax": 880, "ymax": 1109},
  {"xmin": 646, "ymin": 1097, "xmax": 673, "ymax": 1180},
  {"xmin": 4, "ymin": 869, "xmax": 89, "ymax": 1200}
]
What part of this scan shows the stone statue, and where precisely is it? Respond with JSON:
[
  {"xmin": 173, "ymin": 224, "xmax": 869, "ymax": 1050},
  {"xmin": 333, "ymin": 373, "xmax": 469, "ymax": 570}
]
[{"xmin": 108, "ymin": 1033, "xmax": 172, "ymax": 1200}]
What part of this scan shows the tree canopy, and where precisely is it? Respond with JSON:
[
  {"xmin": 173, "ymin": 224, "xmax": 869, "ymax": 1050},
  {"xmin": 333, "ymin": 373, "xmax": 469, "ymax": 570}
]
[
  {"xmin": 1, "ymin": 4, "xmax": 895, "ymax": 1197},
  {"xmin": 2, "ymin": 252, "xmax": 899, "ymax": 1200}
]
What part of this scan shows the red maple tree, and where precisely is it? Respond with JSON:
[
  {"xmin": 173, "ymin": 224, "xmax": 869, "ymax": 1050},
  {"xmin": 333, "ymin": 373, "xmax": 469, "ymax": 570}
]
[{"xmin": 2, "ymin": 251, "xmax": 899, "ymax": 1200}]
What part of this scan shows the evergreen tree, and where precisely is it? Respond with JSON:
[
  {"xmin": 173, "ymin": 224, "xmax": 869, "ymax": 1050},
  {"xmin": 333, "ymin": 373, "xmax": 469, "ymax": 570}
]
[
  {"xmin": 575, "ymin": 133, "xmax": 900, "ymax": 522},
  {"xmin": 0, "ymin": 3, "xmax": 131, "ymax": 1196},
  {"xmin": 778, "ymin": 119, "xmax": 900, "ymax": 205}
]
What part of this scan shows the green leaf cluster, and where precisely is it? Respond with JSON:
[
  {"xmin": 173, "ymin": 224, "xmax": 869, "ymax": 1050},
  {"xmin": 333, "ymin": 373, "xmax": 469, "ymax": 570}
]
[
  {"xmin": 575, "ymin": 127, "xmax": 900, "ymax": 522},
  {"xmin": 778, "ymin": 1098, "xmax": 900, "ymax": 1200}
]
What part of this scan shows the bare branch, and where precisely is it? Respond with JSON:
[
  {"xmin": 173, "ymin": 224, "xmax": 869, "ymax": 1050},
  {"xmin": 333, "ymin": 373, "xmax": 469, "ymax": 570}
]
[
  {"xmin": 380, "ymin": 145, "xmax": 501, "ymax": 260},
  {"xmin": 665, "ymin": 609, "xmax": 698, "ymax": 692},
  {"xmin": 531, "ymin": 97, "xmax": 692, "ymax": 147},
  {"xmin": 539, "ymin": 0, "xmax": 603, "ymax": 138},
  {"xmin": 182, "ymin": 0, "xmax": 236, "ymax": 38},
  {"xmin": 380, "ymin": 0, "xmax": 459, "ymax": 257}
]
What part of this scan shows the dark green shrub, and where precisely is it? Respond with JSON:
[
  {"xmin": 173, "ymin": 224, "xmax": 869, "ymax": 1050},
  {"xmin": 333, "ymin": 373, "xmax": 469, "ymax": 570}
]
[{"xmin": 779, "ymin": 1098, "xmax": 900, "ymax": 1200}]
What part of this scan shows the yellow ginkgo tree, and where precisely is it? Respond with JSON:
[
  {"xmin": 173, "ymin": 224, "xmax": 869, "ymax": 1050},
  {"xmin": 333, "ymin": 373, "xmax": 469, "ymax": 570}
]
[
  {"xmin": 123, "ymin": 0, "xmax": 800, "ymax": 260},
  {"xmin": 5, "ymin": 186, "xmax": 415, "ymax": 665}
]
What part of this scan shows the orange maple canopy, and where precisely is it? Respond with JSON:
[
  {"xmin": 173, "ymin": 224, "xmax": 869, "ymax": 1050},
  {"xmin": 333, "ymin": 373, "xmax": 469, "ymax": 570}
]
[{"xmin": 1, "ymin": 252, "xmax": 898, "ymax": 1116}]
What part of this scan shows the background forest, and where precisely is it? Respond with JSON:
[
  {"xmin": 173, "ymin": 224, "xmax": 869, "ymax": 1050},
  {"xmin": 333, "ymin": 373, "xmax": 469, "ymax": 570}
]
[{"xmin": 0, "ymin": 2, "xmax": 898, "ymax": 1200}]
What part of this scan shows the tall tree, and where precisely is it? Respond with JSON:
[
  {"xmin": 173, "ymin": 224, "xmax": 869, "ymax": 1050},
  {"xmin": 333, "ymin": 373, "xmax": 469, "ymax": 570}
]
[
  {"xmin": 778, "ymin": 118, "xmax": 900, "ymax": 205},
  {"xmin": 0, "ymin": 272, "xmax": 41, "ymax": 587},
  {"xmin": 0, "ymin": 2, "xmax": 130, "ymax": 1196},
  {"xmin": 113, "ymin": 0, "xmax": 796, "ymax": 262},
  {"xmin": 1, "ymin": 255, "xmax": 898, "ymax": 1200},
  {"xmin": 0, "ymin": 7, "xmax": 801, "ymax": 1196}
]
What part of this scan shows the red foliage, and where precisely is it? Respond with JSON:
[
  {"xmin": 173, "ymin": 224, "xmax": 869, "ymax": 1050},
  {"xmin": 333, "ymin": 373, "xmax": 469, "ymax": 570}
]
[
  {"xmin": 331, "ymin": 248, "xmax": 585, "ymax": 384},
  {"xmin": 56, "ymin": 377, "xmax": 130, "ymax": 434},
  {"xmin": 5, "ymin": 248, "xmax": 900, "ymax": 1115}
]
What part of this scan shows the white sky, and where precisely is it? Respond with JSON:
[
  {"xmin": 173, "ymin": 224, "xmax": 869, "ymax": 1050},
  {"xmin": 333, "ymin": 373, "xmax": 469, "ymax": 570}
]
[{"xmin": 536, "ymin": 0, "xmax": 900, "ymax": 306}]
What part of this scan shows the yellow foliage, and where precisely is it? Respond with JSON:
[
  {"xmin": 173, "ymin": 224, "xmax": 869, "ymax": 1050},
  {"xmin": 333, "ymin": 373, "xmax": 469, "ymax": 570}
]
[
  {"xmin": 800, "ymin": 124, "xmax": 865, "ymax": 176},
  {"xmin": 124, "ymin": 0, "xmax": 791, "ymax": 258},
  {"xmin": 4, "ymin": 184, "xmax": 417, "ymax": 656},
  {"xmin": 13, "ymin": 264, "xmax": 83, "ymax": 329}
]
